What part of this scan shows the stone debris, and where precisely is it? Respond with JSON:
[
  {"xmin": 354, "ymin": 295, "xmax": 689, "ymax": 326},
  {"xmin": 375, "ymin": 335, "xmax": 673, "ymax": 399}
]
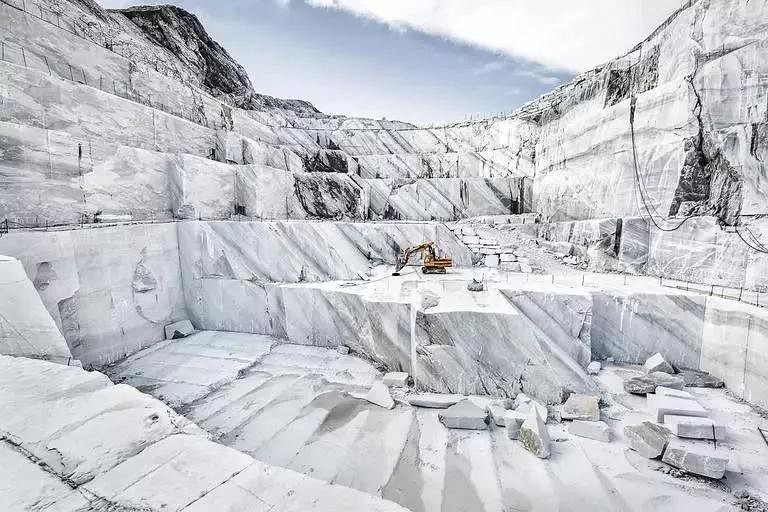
[
  {"xmin": 337, "ymin": 345, "xmax": 350, "ymax": 355},
  {"xmin": 561, "ymin": 394, "xmax": 600, "ymax": 421},
  {"xmin": 467, "ymin": 279, "xmax": 485, "ymax": 292},
  {"xmin": 382, "ymin": 372, "xmax": 409, "ymax": 388},
  {"xmin": 662, "ymin": 439, "xmax": 728, "ymax": 479},
  {"xmin": 365, "ymin": 382, "xmax": 395, "ymax": 409},
  {"xmin": 569, "ymin": 420, "xmax": 611, "ymax": 442},
  {"xmin": 438, "ymin": 399, "xmax": 488, "ymax": 430},
  {"xmin": 624, "ymin": 422, "xmax": 670, "ymax": 459},
  {"xmin": 164, "ymin": 320, "xmax": 194, "ymax": 340},
  {"xmin": 587, "ymin": 361, "xmax": 601, "ymax": 375},
  {"xmin": 644, "ymin": 353, "xmax": 675, "ymax": 374},
  {"xmin": 652, "ymin": 395, "xmax": 708, "ymax": 422},
  {"xmin": 419, "ymin": 290, "xmax": 441, "ymax": 310},
  {"xmin": 624, "ymin": 372, "xmax": 685, "ymax": 395},
  {"xmin": 519, "ymin": 407, "xmax": 551, "ymax": 458},
  {"xmin": 407, "ymin": 393, "xmax": 464, "ymax": 409},
  {"xmin": 505, "ymin": 411, "xmax": 527, "ymax": 440},
  {"xmin": 678, "ymin": 369, "xmax": 725, "ymax": 389},
  {"xmin": 663, "ymin": 415, "xmax": 725, "ymax": 440}
]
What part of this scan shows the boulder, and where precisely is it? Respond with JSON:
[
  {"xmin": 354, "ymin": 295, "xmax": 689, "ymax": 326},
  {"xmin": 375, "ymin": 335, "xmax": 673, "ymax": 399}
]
[
  {"xmin": 337, "ymin": 345, "xmax": 350, "ymax": 355},
  {"xmin": 438, "ymin": 400, "xmax": 488, "ymax": 430},
  {"xmin": 517, "ymin": 400, "xmax": 548, "ymax": 423},
  {"xmin": 561, "ymin": 394, "xmax": 600, "ymax": 421},
  {"xmin": 164, "ymin": 320, "xmax": 194, "ymax": 340},
  {"xmin": 504, "ymin": 411, "xmax": 527, "ymax": 439},
  {"xmin": 624, "ymin": 422, "xmax": 670, "ymax": 459},
  {"xmin": 662, "ymin": 439, "xmax": 728, "ymax": 479},
  {"xmin": 624, "ymin": 372, "xmax": 685, "ymax": 395},
  {"xmin": 652, "ymin": 395, "xmax": 708, "ymax": 422},
  {"xmin": 488, "ymin": 404, "xmax": 509, "ymax": 427},
  {"xmin": 663, "ymin": 415, "xmax": 725, "ymax": 440},
  {"xmin": 467, "ymin": 279, "xmax": 484, "ymax": 292},
  {"xmin": 678, "ymin": 369, "xmax": 724, "ymax": 389},
  {"xmin": 587, "ymin": 361, "xmax": 601, "ymax": 375},
  {"xmin": 408, "ymin": 393, "xmax": 463, "ymax": 409},
  {"xmin": 519, "ymin": 407, "xmax": 551, "ymax": 458},
  {"xmin": 382, "ymin": 372, "xmax": 409, "ymax": 388},
  {"xmin": 644, "ymin": 353, "xmax": 674, "ymax": 374},
  {"xmin": 569, "ymin": 420, "xmax": 611, "ymax": 442},
  {"xmin": 365, "ymin": 382, "xmax": 394, "ymax": 409}
]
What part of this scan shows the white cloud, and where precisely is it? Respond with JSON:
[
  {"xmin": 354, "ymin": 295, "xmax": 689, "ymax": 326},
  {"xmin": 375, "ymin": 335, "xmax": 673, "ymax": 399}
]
[
  {"xmin": 303, "ymin": 0, "xmax": 680, "ymax": 72},
  {"xmin": 273, "ymin": 0, "xmax": 292, "ymax": 7}
]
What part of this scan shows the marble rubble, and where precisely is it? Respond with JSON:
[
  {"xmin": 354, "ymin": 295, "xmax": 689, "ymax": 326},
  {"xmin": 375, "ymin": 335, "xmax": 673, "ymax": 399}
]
[{"xmin": 2, "ymin": 0, "xmax": 768, "ymax": 509}]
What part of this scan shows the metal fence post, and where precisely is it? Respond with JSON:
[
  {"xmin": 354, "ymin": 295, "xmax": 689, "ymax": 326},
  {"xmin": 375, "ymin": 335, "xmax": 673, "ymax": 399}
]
[{"xmin": 21, "ymin": 47, "xmax": 27, "ymax": 67}]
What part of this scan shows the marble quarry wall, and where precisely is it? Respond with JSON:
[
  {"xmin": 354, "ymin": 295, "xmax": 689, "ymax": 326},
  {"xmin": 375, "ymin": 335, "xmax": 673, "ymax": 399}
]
[
  {"xmin": 0, "ymin": 255, "xmax": 75, "ymax": 365},
  {"xmin": 535, "ymin": 215, "xmax": 768, "ymax": 290},
  {"xmin": 0, "ymin": 224, "xmax": 187, "ymax": 367}
]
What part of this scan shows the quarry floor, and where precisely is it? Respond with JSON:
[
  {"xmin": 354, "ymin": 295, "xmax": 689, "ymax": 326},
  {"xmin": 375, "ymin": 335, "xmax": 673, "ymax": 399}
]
[{"xmin": 107, "ymin": 329, "xmax": 768, "ymax": 512}]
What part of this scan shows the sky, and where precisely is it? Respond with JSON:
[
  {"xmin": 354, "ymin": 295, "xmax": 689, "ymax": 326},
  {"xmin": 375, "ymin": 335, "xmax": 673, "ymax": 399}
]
[{"xmin": 98, "ymin": 0, "xmax": 682, "ymax": 125}]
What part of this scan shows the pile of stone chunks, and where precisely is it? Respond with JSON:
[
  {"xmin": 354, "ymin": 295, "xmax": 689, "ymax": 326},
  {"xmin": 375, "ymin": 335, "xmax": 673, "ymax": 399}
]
[
  {"xmin": 624, "ymin": 353, "xmax": 729, "ymax": 480},
  {"xmin": 623, "ymin": 352, "xmax": 723, "ymax": 395},
  {"xmin": 449, "ymin": 224, "xmax": 530, "ymax": 271},
  {"xmin": 405, "ymin": 384, "xmax": 607, "ymax": 460}
]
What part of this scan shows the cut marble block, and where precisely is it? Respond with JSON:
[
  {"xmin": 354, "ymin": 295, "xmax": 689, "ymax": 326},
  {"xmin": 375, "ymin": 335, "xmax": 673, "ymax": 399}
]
[
  {"xmin": 337, "ymin": 345, "xmax": 350, "ymax": 355},
  {"xmin": 624, "ymin": 422, "xmax": 670, "ymax": 459},
  {"xmin": 407, "ymin": 393, "xmax": 463, "ymax": 409},
  {"xmin": 438, "ymin": 400, "xmax": 488, "ymax": 430},
  {"xmin": 561, "ymin": 394, "xmax": 600, "ymax": 421},
  {"xmin": 383, "ymin": 372, "xmax": 410, "ymax": 388},
  {"xmin": 662, "ymin": 439, "xmax": 729, "ymax": 479},
  {"xmin": 164, "ymin": 320, "xmax": 194, "ymax": 340},
  {"xmin": 644, "ymin": 352, "xmax": 675, "ymax": 374},
  {"xmin": 652, "ymin": 395, "xmax": 708, "ymax": 422},
  {"xmin": 663, "ymin": 415, "xmax": 725, "ymax": 440},
  {"xmin": 569, "ymin": 420, "xmax": 611, "ymax": 442},
  {"xmin": 587, "ymin": 361, "xmax": 601, "ymax": 375},
  {"xmin": 656, "ymin": 386, "xmax": 694, "ymax": 400},
  {"xmin": 365, "ymin": 382, "xmax": 395, "ymax": 410}
]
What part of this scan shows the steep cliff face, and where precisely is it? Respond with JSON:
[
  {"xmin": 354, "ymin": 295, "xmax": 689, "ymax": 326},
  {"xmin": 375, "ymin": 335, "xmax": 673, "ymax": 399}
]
[
  {"xmin": 114, "ymin": 5, "xmax": 320, "ymax": 115},
  {"xmin": 530, "ymin": 0, "xmax": 766, "ymax": 226}
]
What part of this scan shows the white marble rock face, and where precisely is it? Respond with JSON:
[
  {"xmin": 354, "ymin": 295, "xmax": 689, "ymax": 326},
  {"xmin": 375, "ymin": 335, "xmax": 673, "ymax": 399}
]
[{"xmin": 0, "ymin": 225, "xmax": 187, "ymax": 368}]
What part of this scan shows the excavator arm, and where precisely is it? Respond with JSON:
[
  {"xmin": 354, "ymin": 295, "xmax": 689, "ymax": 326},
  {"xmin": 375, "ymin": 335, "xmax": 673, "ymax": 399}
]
[{"xmin": 393, "ymin": 242, "xmax": 452, "ymax": 276}]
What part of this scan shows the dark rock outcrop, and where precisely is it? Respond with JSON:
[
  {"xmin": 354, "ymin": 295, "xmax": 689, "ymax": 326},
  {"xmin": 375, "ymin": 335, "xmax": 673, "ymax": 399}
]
[{"xmin": 113, "ymin": 5, "xmax": 320, "ymax": 115}]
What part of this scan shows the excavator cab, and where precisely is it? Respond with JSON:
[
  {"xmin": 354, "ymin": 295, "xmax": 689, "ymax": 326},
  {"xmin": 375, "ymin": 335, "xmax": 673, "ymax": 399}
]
[{"xmin": 392, "ymin": 242, "xmax": 453, "ymax": 276}]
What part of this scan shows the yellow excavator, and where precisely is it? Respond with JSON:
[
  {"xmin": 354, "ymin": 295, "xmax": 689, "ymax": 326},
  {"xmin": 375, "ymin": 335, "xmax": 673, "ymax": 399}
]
[{"xmin": 392, "ymin": 242, "xmax": 453, "ymax": 276}]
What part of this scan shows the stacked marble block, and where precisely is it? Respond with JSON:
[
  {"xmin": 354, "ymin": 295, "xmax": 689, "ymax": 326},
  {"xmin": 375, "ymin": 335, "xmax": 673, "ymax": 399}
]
[
  {"xmin": 623, "ymin": 353, "xmax": 729, "ymax": 479},
  {"xmin": 449, "ymin": 224, "xmax": 521, "ymax": 269}
]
